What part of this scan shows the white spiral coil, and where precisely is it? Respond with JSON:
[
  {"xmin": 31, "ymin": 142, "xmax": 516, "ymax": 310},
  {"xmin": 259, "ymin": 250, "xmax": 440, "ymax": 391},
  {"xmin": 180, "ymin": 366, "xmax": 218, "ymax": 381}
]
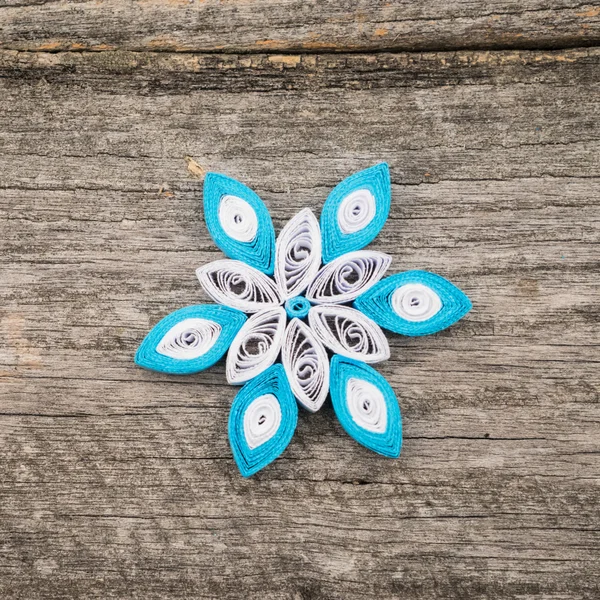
[
  {"xmin": 197, "ymin": 259, "xmax": 282, "ymax": 313},
  {"xmin": 308, "ymin": 305, "xmax": 390, "ymax": 363},
  {"xmin": 243, "ymin": 393, "xmax": 282, "ymax": 450},
  {"xmin": 346, "ymin": 377, "xmax": 387, "ymax": 433},
  {"xmin": 337, "ymin": 188, "xmax": 377, "ymax": 234},
  {"xmin": 281, "ymin": 318, "xmax": 329, "ymax": 412},
  {"xmin": 392, "ymin": 283, "xmax": 442, "ymax": 322},
  {"xmin": 306, "ymin": 250, "xmax": 391, "ymax": 304},
  {"xmin": 218, "ymin": 195, "xmax": 258, "ymax": 242},
  {"xmin": 156, "ymin": 318, "xmax": 221, "ymax": 360},
  {"xmin": 275, "ymin": 208, "xmax": 322, "ymax": 300},
  {"xmin": 226, "ymin": 308, "xmax": 286, "ymax": 384}
]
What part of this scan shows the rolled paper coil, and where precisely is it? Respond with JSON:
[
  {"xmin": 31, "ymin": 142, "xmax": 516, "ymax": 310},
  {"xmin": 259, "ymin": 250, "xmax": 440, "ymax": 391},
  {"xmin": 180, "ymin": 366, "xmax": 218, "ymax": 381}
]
[
  {"xmin": 320, "ymin": 163, "xmax": 391, "ymax": 262},
  {"xmin": 354, "ymin": 270, "xmax": 472, "ymax": 336},
  {"xmin": 228, "ymin": 364, "xmax": 298, "ymax": 477},
  {"xmin": 308, "ymin": 304, "xmax": 390, "ymax": 364},
  {"xmin": 330, "ymin": 355, "xmax": 402, "ymax": 458},
  {"xmin": 203, "ymin": 172, "xmax": 276, "ymax": 274},
  {"xmin": 135, "ymin": 305, "xmax": 247, "ymax": 374},
  {"xmin": 306, "ymin": 250, "xmax": 391, "ymax": 304},
  {"xmin": 281, "ymin": 318, "xmax": 330, "ymax": 412},
  {"xmin": 275, "ymin": 208, "xmax": 322, "ymax": 300},
  {"xmin": 197, "ymin": 259, "xmax": 282, "ymax": 313}
]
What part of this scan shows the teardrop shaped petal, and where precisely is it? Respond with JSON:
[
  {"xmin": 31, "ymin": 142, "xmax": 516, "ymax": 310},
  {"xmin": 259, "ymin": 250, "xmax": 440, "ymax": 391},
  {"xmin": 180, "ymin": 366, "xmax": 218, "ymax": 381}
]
[
  {"xmin": 281, "ymin": 318, "xmax": 329, "ymax": 412},
  {"xmin": 330, "ymin": 355, "xmax": 402, "ymax": 458},
  {"xmin": 320, "ymin": 163, "xmax": 391, "ymax": 262},
  {"xmin": 354, "ymin": 270, "xmax": 472, "ymax": 336},
  {"xmin": 196, "ymin": 259, "xmax": 282, "ymax": 313},
  {"xmin": 305, "ymin": 250, "xmax": 391, "ymax": 304},
  {"xmin": 203, "ymin": 172, "xmax": 276, "ymax": 274},
  {"xmin": 308, "ymin": 304, "xmax": 390, "ymax": 363},
  {"xmin": 228, "ymin": 364, "xmax": 298, "ymax": 477},
  {"xmin": 135, "ymin": 305, "xmax": 247, "ymax": 374},
  {"xmin": 226, "ymin": 307, "xmax": 287, "ymax": 384},
  {"xmin": 275, "ymin": 208, "xmax": 322, "ymax": 300}
]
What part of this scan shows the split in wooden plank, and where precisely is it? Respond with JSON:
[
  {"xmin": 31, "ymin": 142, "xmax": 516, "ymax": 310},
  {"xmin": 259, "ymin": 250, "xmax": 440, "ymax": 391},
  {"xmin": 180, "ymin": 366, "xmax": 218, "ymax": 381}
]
[{"xmin": 0, "ymin": 0, "xmax": 599, "ymax": 53}]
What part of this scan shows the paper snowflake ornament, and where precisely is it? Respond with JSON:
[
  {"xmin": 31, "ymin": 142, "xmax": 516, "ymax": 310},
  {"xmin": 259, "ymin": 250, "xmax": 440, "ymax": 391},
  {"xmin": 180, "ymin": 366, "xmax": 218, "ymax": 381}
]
[{"xmin": 135, "ymin": 164, "xmax": 472, "ymax": 476}]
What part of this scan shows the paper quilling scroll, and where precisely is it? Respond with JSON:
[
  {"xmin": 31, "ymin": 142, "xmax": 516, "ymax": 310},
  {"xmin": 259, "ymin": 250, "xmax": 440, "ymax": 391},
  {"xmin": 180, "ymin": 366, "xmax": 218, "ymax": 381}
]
[{"xmin": 135, "ymin": 164, "xmax": 472, "ymax": 476}]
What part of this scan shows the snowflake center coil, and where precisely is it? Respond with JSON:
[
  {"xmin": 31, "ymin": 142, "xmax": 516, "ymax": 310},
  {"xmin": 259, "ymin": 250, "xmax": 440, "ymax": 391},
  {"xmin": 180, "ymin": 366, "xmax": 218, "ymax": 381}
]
[{"xmin": 284, "ymin": 296, "xmax": 311, "ymax": 319}]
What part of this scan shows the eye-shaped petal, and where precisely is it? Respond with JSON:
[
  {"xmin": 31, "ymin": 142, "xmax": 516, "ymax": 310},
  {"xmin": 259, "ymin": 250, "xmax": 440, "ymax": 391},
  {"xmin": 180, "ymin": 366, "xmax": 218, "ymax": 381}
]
[
  {"xmin": 305, "ymin": 250, "xmax": 391, "ymax": 304},
  {"xmin": 330, "ymin": 355, "xmax": 402, "ymax": 458},
  {"xmin": 354, "ymin": 270, "xmax": 472, "ymax": 336},
  {"xmin": 135, "ymin": 305, "xmax": 247, "ymax": 374},
  {"xmin": 226, "ymin": 307, "xmax": 287, "ymax": 384},
  {"xmin": 275, "ymin": 208, "xmax": 322, "ymax": 300},
  {"xmin": 281, "ymin": 318, "xmax": 329, "ymax": 413},
  {"xmin": 320, "ymin": 163, "xmax": 391, "ymax": 262},
  {"xmin": 203, "ymin": 173, "xmax": 276, "ymax": 274},
  {"xmin": 308, "ymin": 305, "xmax": 390, "ymax": 363},
  {"xmin": 197, "ymin": 259, "xmax": 282, "ymax": 313},
  {"xmin": 228, "ymin": 364, "xmax": 298, "ymax": 477}
]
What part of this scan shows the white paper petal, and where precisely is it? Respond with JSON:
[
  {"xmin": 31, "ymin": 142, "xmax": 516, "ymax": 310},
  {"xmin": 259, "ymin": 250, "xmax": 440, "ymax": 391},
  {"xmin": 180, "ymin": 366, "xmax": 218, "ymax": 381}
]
[
  {"xmin": 308, "ymin": 304, "xmax": 390, "ymax": 363},
  {"xmin": 281, "ymin": 318, "xmax": 329, "ymax": 413},
  {"xmin": 306, "ymin": 250, "xmax": 391, "ymax": 304},
  {"xmin": 197, "ymin": 259, "xmax": 282, "ymax": 313},
  {"xmin": 275, "ymin": 208, "xmax": 322, "ymax": 300},
  {"xmin": 226, "ymin": 307, "xmax": 286, "ymax": 384}
]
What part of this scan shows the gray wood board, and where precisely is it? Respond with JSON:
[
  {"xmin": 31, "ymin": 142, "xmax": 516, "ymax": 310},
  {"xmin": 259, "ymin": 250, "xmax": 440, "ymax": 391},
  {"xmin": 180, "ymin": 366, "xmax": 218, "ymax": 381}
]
[
  {"xmin": 0, "ymin": 0, "xmax": 599, "ymax": 53},
  {"xmin": 0, "ymin": 47, "xmax": 599, "ymax": 599}
]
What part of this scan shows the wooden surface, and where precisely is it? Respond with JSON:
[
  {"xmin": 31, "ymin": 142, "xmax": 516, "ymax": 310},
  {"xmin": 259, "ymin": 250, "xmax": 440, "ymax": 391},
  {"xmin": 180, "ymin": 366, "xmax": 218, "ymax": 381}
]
[{"xmin": 1, "ymin": 2, "xmax": 599, "ymax": 598}]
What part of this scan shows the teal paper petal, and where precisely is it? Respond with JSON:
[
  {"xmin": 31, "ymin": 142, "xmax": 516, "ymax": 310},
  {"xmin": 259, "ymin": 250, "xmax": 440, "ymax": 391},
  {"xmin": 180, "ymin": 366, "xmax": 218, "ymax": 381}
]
[
  {"xmin": 135, "ymin": 305, "xmax": 247, "ymax": 374},
  {"xmin": 203, "ymin": 172, "xmax": 276, "ymax": 274},
  {"xmin": 354, "ymin": 270, "xmax": 472, "ymax": 336},
  {"xmin": 320, "ymin": 163, "xmax": 391, "ymax": 262},
  {"xmin": 228, "ymin": 364, "xmax": 298, "ymax": 477},
  {"xmin": 330, "ymin": 355, "xmax": 402, "ymax": 458}
]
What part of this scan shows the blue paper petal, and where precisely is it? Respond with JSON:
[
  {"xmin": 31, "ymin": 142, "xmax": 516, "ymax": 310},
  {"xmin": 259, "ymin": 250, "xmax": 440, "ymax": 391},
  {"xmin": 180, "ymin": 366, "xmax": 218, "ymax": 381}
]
[
  {"xmin": 135, "ymin": 305, "xmax": 247, "ymax": 374},
  {"xmin": 320, "ymin": 163, "xmax": 391, "ymax": 262},
  {"xmin": 330, "ymin": 355, "xmax": 402, "ymax": 458},
  {"xmin": 203, "ymin": 172, "xmax": 276, "ymax": 274},
  {"xmin": 354, "ymin": 270, "xmax": 472, "ymax": 336},
  {"xmin": 228, "ymin": 364, "xmax": 298, "ymax": 477}
]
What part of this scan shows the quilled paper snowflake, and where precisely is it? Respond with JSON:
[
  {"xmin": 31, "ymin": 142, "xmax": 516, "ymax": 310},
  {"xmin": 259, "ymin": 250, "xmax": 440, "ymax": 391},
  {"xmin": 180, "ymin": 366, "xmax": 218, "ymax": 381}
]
[{"xmin": 135, "ymin": 164, "xmax": 472, "ymax": 476}]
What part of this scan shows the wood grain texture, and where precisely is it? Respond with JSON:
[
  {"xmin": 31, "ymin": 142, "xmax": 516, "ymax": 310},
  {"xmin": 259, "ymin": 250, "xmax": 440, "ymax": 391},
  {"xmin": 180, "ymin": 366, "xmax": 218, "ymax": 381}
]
[
  {"xmin": 0, "ymin": 47, "xmax": 599, "ymax": 599},
  {"xmin": 1, "ymin": 0, "xmax": 600, "ymax": 53}
]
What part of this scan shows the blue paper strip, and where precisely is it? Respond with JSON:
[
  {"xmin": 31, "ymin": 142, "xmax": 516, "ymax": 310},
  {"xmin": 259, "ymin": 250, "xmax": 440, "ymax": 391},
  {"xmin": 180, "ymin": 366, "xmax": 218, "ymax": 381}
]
[
  {"xmin": 354, "ymin": 270, "xmax": 472, "ymax": 336},
  {"xmin": 228, "ymin": 364, "xmax": 298, "ymax": 477},
  {"xmin": 135, "ymin": 305, "xmax": 247, "ymax": 374},
  {"xmin": 320, "ymin": 163, "xmax": 391, "ymax": 262},
  {"xmin": 203, "ymin": 172, "xmax": 276, "ymax": 274},
  {"xmin": 330, "ymin": 355, "xmax": 402, "ymax": 458}
]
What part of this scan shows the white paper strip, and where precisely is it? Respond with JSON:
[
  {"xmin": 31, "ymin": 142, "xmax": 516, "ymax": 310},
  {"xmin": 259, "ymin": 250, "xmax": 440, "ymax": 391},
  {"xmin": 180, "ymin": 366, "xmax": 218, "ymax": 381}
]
[
  {"xmin": 338, "ymin": 189, "xmax": 377, "ymax": 234},
  {"xmin": 346, "ymin": 377, "xmax": 387, "ymax": 433},
  {"xmin": 306, "ymin": 250, "xmax": 391, "ymax": 304},
  {"xmin": 197, "ymin": 259, "xmax": 282, "ymax": 313},
  {"xmin": 308, "ymin": 304, "xmax": 390, "ymax": 363},
  {"xmin": 281, "ymin": 318, "xmax": 329, "ymax": 412},
  {"xmin": 226, "ymin": 307, "xmax": 286, "ymax": 384},
  {"xmin": 156, "ymin": 318, "xmax": 222, "ymax": 360},
  {"xmin": 275, "ymin": 208, "xmax": 322, "ymax": 300},
  {"xmin": 243, "ymin": 393, "xmax": 282, "ymax": 449},
  {"xmin": 218, "ymin": 195, "xmax": 259, "ymax": 243},
  {"xmin": 391, "ymin": 283, "xmax": 442, "ymax": 322}
]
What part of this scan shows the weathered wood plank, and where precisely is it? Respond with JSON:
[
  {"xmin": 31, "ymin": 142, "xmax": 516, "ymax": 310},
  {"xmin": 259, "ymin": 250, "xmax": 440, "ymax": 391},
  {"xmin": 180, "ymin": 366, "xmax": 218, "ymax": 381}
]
[
  {"xmin": 0, "ymin": 0, "xmax": 599, "ymax": 53},
  {"xmin": 0, "ymin": 48, "xmax": 599, "ymax": 599}
]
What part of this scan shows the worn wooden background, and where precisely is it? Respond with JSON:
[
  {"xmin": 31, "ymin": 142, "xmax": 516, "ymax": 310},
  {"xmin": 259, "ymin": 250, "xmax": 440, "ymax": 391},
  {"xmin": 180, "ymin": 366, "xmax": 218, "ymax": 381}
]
[{"xmin": 1, "ymin": 2, "xmax": 599, "ymax": 599}]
